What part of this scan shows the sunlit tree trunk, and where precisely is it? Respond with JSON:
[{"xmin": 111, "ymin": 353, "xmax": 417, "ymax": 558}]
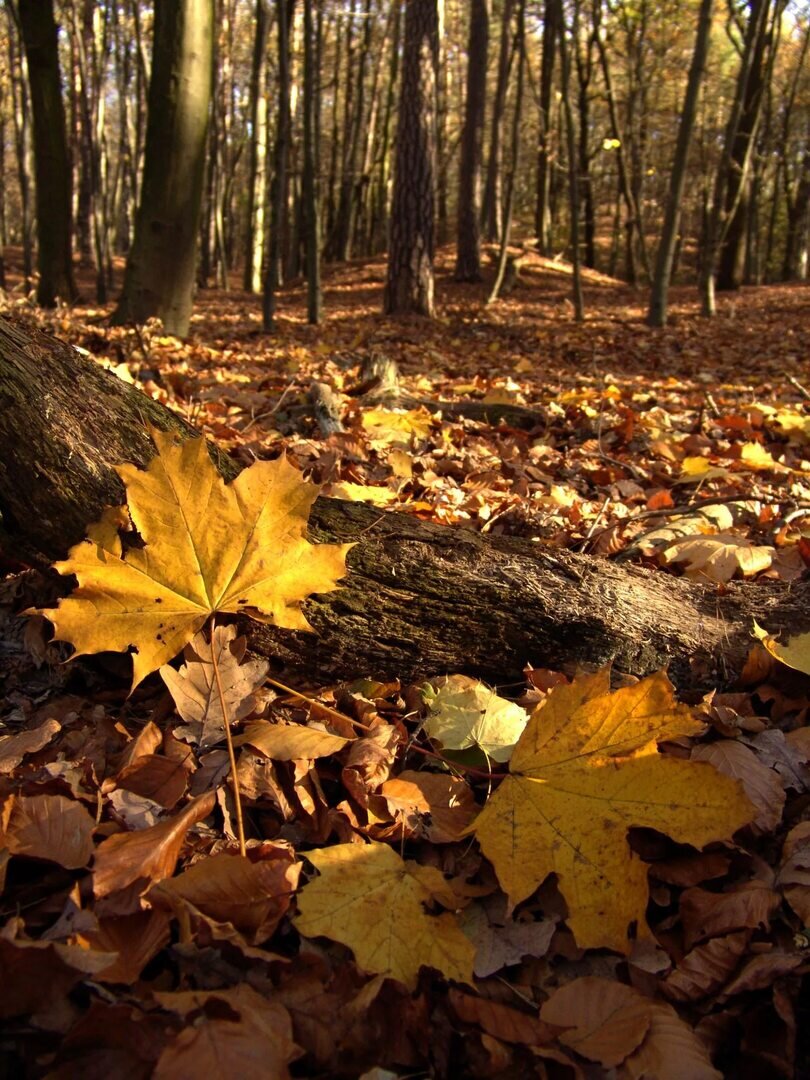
[
  {"xmin": 384, "ymin": 0, "xmax": 439, "ymax": 317},
  {"xmin": 242, "ymin": 0, "xmax": 269, "ymax": 293},
  {"xmin": 263, "ymin": 0, "xmax": 294, "ymax": 330},
  {"xmin": 454, "ymin": 0, "xmax": 488, "ymax": 282},
  {"xmin": 6, "ymin": 7, "xmax": 34, "ymax": 287},
  {"xmin": 18, "ymin": 0, "xmax": 79, "ymax": 307},
  {"xmin": 558, "ymin": 1, "xmax": 584, "ymax": 320},
  {"xmin": 112, "ymin": 0, "xmax": 213, "ymax": 336}
]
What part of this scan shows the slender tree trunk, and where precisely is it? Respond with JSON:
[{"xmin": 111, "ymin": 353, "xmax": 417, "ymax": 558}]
[
  {"xmin": 487, "ymin": 0, "xmax": 525, "ymax": 304},
  {"xmin": 6, "ymin": 8, "xmax": 34, "ymax": 287},
  {"xmin": 112, "ymin": 0, "xmax": 214, "ymax": 336},
  {"xmin": 263, "ymin": 0, "xmax": 294, "ymax": 330},
  {"xmin": 558, "ymin": 4, "xmax": 584, "ymax": 321},
  {"xmin": 454, "ymin": 0, "xmax": 489, "ymax": 282},
  {"xmin": 700, "ymin": 0, "xmax": 773, "ymax": 315},
  {"xmin": 303, "ymin": 0, "xmax": 321, "ymax": 323},
  {"xmin": 535, "ymin": 0, "xmax": 559, "ymax": 254},
  {"xmin": 383, "ymin": 0, "xmax": 439, "ymax": 317},
  {"xmin": 481, "ymin": 0, "xmax": 513, "ymax": 242},
  {"xmin": 716, "ymin": 0, "xmax": 780, "ymax": 291},
  {"xmin": 242, "ymin": 0, "xmax": 269, "ymax": 293},
  {"xmin": 647, "ymin": 0, "xmax": 713, "ymax": 327},
  {"xmin": 371, "ymin": 1, "xmax": 401, "ymax": 254},
  {"xmin": 18, "ymin": 0, "xmax": 79, "ymax": 307}
]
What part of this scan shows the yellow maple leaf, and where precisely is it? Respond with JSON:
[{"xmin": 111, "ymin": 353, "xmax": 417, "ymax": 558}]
[
  {"xmin": 423, "ymin": 675, "xmax": 529, "ymax": 763},
  {"xmin": 295, "ymin": 842, "xmax": 475, "ymax": 989},
  {"xmin": 662, "ymin": 534, "xmax": 773, "ymax": 583},
  {"xmin": 753, "ymin": 622, "xmax": 810, "ymax": 676},
  {"xmin": 40, "ymin": 429, "xmax": 352, "ymax": 689},
  {"xmin": 472, "ymin": 670, "xmax": 754, "ymax": 953}
]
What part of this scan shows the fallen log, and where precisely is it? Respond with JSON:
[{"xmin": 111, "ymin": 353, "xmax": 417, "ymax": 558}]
[{"xmin": 0, "ymin": 313, "xmax": 808, "ymax": 689}]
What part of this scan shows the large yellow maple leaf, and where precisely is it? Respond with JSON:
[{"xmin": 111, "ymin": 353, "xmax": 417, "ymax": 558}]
[
  {"xmin": 42, "ymin": 429, "xmax": 352, "ymax": 689},
  {"xmin": 295, "ymin": 842, "xmax": 475, "ymax": 989},
  {"xmin": 472, "ymin": 670, "xmax": 754, "ymax": 953}
]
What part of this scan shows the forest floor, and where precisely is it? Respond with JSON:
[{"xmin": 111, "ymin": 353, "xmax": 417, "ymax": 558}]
[{"xmin": 2, "ymin": 245, "xmax": 810, "ymax": 1077}]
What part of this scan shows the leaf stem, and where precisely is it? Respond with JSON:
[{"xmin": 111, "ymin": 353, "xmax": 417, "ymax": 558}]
[{"xmin": 210, "ymin": 615, "xmax": 247, "ymax": 856}]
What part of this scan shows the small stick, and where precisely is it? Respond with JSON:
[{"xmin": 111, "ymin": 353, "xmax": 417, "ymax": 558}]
[{"xmin": 788, "ymin": 374, "xmax": 810, "ymax": 401}]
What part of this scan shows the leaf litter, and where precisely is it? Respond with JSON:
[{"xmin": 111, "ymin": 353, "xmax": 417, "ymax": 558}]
[{"xmin": 2, "ymin": 263, "xmax": 810, "ymax": 1076}]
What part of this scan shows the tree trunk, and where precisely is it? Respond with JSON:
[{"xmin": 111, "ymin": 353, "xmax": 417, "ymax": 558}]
[
  {"xmin": 18, "ymin": 0, "xmax": 79, "ymax": 307},
  {"xmin": 481, "ymin": 0, "xmax": 513, "ymax": 243},
  {"xmin": 559, "ymin": 6, "xmax": 584, "ymax": 321},
  {"xmin": 383, "ymin": 0, "xmax": 438, "ymax": 317},
  {"xmin": 3, "ymin": 315, "xmax": 807, "ymax": 691},
  {"xmin": 302, "ymin": 0, "xmax": 322, "ymax": 323},
  {"xmin": 647, "ymin": 0, "xmax": 713, "ymax": 327},
  {"xmin": 535, "ymin": 0, "xmax": 559, "ymax": 255},
  {"xmin": 263, "ymin": 0, "xmax": 294, "ymax": 330},
  {"xmin": 715, "ymin": 0, "xmax": 777, "ymax": 292},
  {"xmin": 454, "ymin": 0, "xmax": 488, "ymax": 283},
  {"xmin": 111, "ymin": 0, "xmax": 213, "ymax": 336},
  {"xmin": 242, "ymin": 0, "xmax": 269, "ymax": 294}
]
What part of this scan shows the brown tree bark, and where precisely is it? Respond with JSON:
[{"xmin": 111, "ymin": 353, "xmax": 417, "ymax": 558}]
[
  {"xmin": 1, "ymin": 315, "xmax": 808, "ymax": 692},
  {"xmin": 18, "ymin": 0, "xmax": 79, "ymax": 307},
  {"xmin": 111, "ymin": 0, "xmax": 213, "ymax": 336},
  {"xmin": 454, "ymin": 0, "xmax": 489, "ymax": 283},
  {"xmin": 384, "ymin": 0, "xmax": 439, "ymax": 317}
]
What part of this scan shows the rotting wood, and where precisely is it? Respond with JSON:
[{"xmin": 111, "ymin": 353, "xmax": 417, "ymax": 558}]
[{"xmin": 1, "ymin": 313, "xmax": 808, "ymax": 690}]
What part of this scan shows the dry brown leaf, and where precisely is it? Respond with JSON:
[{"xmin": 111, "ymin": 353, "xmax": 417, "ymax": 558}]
[
  {"xmin": 80, "ymin": 910, "xmax": 172, "ymax": 984},
  {"xmin": 661, "ymin": 932, "xmax": 750, "ymax": 1003},
  {"xmin": 680, "ymin": 882, "xmax": 781, "ymax": 949},
  {"xmin": 93, "ymin": 790, "xmax": 216, "ymax": 911},
  {"xmin": 238, "ymin": 719, "xmax": 352, "ymax": 761},
  {"xmin": 2, "ymin": 793, "xmax": 95, "ymax": 870},
  {"xmin": 662, "ymin": 534, "xmax": 773, "ymax": 583},
  {"xmin": 449, "ymin": 989, "xmax": 555, "ymax": 1046},
  {"xmin": 460, "ymin": 902, "xmax": 556, "ymax": 978},
  {"xmin": 717, "ymin": 950, "xmax": 805, "ymax": 1000},
  {"xmin": 150, "ymin": 842, "xmax": 300, "ymax": 943},
  {"xmin": 154, "ymin": 985, "xmax": 300, "ymax": 1080},
  {"xmin": 0, "ymin": 718, "xmax": 61, "ymax": 775},
  {"xmin": 162, "ymin": 625, "xmax": 269, "ymax": 749},
  {"xmin": 618, "ymin": 1000, "xmax": 721, "ymax": 1079},
  {"xmin": 381, "ymin": 770, "xmax": 477, "ymax": 842},
  {"xmin": 115, "ymin": 753, "xmax": 190, "ymax": 808},
  {"xmin": 692, "ymin": 740, "xmax": 785, "ymax": 833},
  {"xmin": 539, "ymin": 976, "xmax": 652, "ymax": 1067},
  {"xmin": 342, "ymin": 724, "xmax": 399, "ymax": 805},
  {"xmin": 0, "ymin": 920, "xmax": 116, "ymax": 1019}
]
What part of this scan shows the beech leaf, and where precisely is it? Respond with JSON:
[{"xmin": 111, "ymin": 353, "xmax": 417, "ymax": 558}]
[
  {"xmin": 39, "ymin": 428, "xmax": 352, "ymax": 689},
  {"xmin": 472, "ymin": 669, "xmax": 755, "ymax": 952}
]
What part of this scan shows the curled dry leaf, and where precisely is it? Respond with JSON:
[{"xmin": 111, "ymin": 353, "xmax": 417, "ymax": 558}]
[
  {"xmin": 473, "ymin": 669, "xmax": 754, "ymax": 952},
  {"xmin": 680, "ymin": 881, "xmax": 781, "ymax": 950},
  {"xmin": 381, "ymin": 770, "xmax": 477, "ymax": 842},
  {"xmin": 295, "ymin": 842, "xmax": 475, "ymax": 990},
  {"xmin": 449, "ymin": 988, "xmax": 555, "ymax": 1046},
  {"xmin": 661, "ymin": 932, "xmax": 750, "ymax": 1003},
  {"xmin": 161, "ymin": 625, "xmax": 269, "ymax": 749},
  {"xmin": 692, "ymin": 740, "xmax": 785, "ymax": 833},
  {"xmin": 115, "ymin": 753, "xmax": 191, "ymax": 809},
  {"xmin": 2, "ymin": 793, "xmax": 95, "ymax": 869},
  {"xmin": 618, "ymin": 1000, "xmax": 721, "ymax": 1080},
  {"xmin": 79, "ymin": 909, "xmax": 173, "ymax": 984},
  {"xmin": 93, "ymin": 790, "xmax": 216, "ymax": 911},
  {"xmin": 0, "ymin": 718, "xmax": 61, "ymax": 775},
  {"xmin": 662, "ymin": 534, "xmax": 773, "ymax": 583},
  {"xmin": 341, "ymin": 724, "xmax": 399, "ymax": 805},
  {"xmin": 459, "ymin": 901, "xmax": 556, "ymax": 978},
  {"xmin": 238, "ymin": 719, "xmax": 352, "ymax": 761},
  {"xmin": 37, "ymin": 429, "xmax": 352, "ymax": 689},
  {"xmin": 717, "ymin": 950, "xmax": 804, "ymax": 1001},
  {"xmin": 539, "ymin": 976, "xmax": 652, "ymax": 1067},
  {"xmin": 150, "ymin": 841, "xmax": 300, "ymax": 944},
  {"xmin": 754, "ymin": 623, "xmax": 810, "ymax": 677}
]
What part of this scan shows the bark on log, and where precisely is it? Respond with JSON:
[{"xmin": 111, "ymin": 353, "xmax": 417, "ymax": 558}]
[{"xmin": 1, "ymin": 313, "xmax": 808, "ymax": 690}]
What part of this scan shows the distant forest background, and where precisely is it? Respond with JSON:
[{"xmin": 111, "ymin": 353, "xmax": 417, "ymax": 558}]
[{"xmin": 0, "ymin": 0, "xmax": 808, "ymax": 334}]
